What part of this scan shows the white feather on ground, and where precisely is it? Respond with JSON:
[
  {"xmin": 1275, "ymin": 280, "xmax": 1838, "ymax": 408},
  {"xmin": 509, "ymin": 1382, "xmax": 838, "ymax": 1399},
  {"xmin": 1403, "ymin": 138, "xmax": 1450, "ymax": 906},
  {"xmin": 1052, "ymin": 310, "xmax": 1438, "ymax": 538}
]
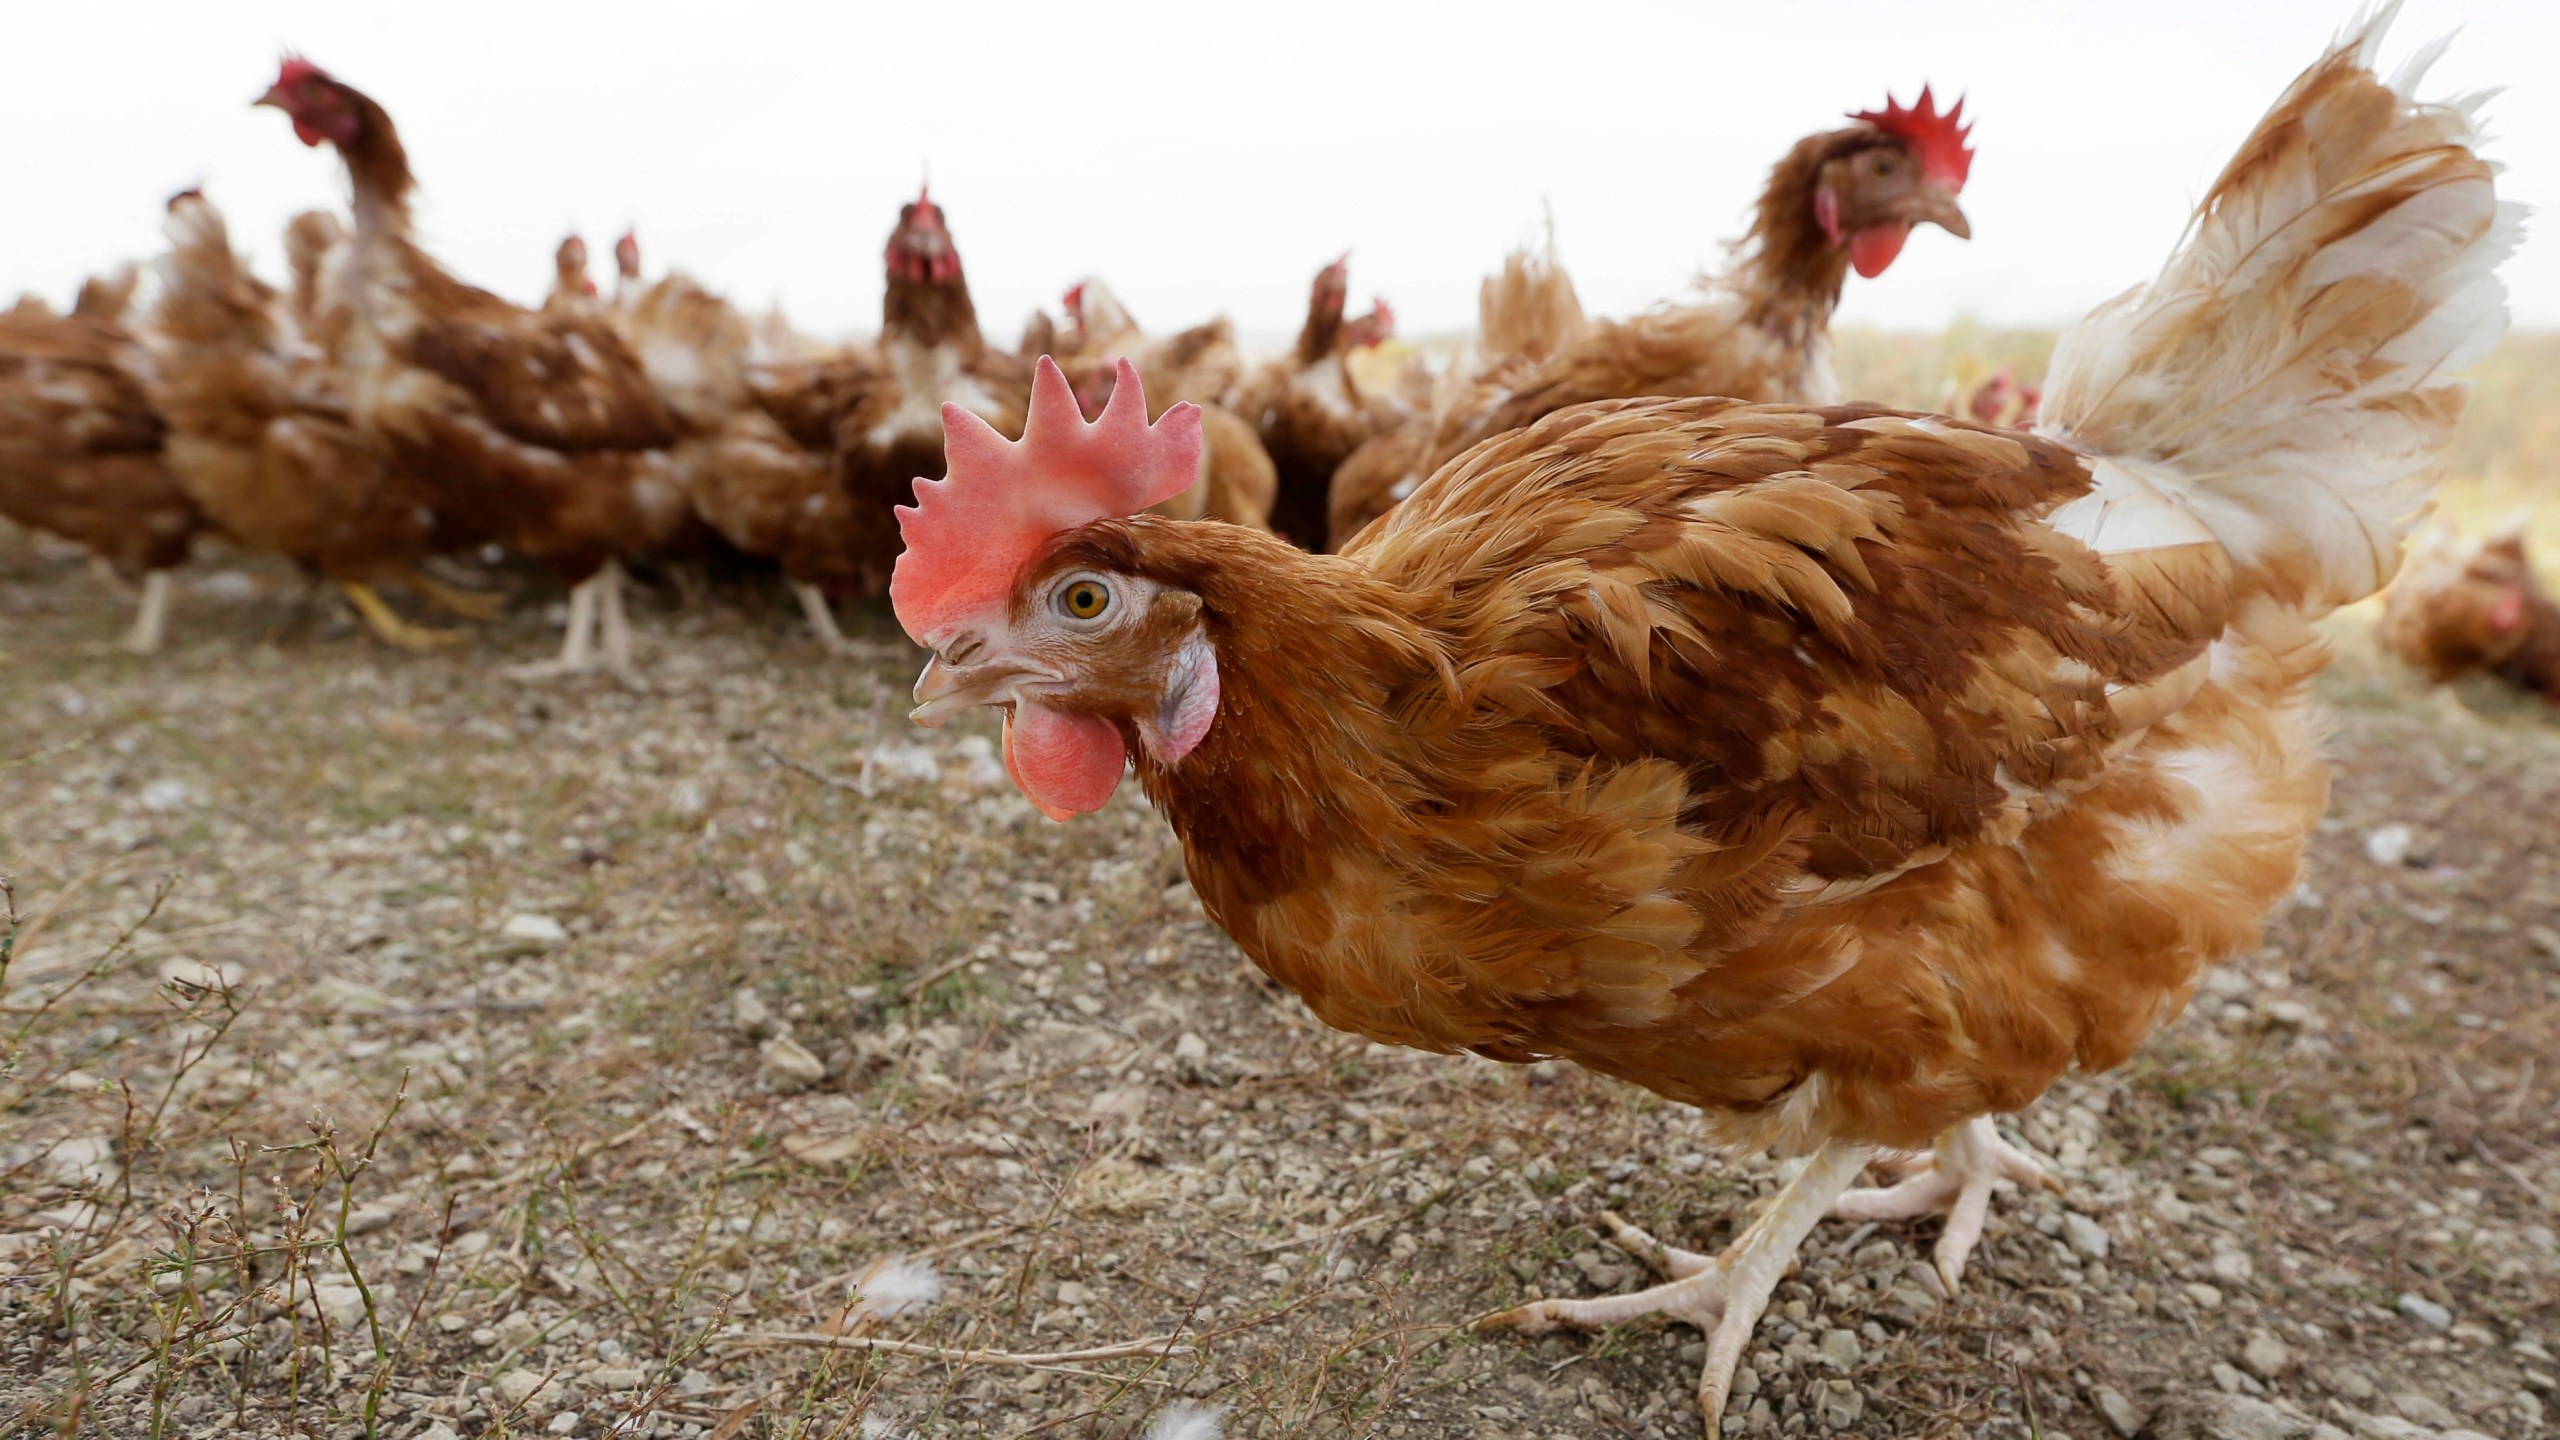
[
  {"xmin": 845, "ymin": 1255, "xmax": 942, "ymax": 1324},
  {"xmin": 1145, "ymin": 1401, "xmax": 1227, "ymax": 1440}
]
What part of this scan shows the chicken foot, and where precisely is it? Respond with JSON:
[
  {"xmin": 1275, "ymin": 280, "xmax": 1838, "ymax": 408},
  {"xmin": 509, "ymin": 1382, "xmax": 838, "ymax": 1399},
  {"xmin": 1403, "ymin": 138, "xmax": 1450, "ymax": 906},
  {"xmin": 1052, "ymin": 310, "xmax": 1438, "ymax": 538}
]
[
  {"xmin": 400, "ymin": 566, "xmax": 506, "ymax": 621},
  {"xmin": 503, "ymin": 567, "xmax": 611, "ymax": 680},
  {"xmin": 341, "ymin": 582, "xmax": 465, "ymax": 650},
  {"xmin": 1492, "ymin": 1142, "xmax": 1871, "ymax": 1438},
  {"xmin": 1830, "ymin": 1115, "xmax": 2057, "ymax": 1293},
  {"xmin": 122, "ymin": 570, "xmax": 173, "ymax": 655}
]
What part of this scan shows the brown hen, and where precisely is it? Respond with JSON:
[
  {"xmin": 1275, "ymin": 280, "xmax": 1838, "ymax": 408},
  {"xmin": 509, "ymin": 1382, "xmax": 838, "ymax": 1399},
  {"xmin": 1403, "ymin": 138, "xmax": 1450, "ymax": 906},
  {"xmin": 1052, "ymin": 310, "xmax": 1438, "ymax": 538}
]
[
  {"xmin": 1231, "ymin": 256, "xmax": 1400, "ymax": 548},
  {"xmin": 149, "ymin": 189, "xmax": 484, "ymax": 649},
  {"xmin": 1049, "ymin": 279, "xmax": 1276, "ymax": 531},
  {"xmin": 256, "ymin": 59, "xmax": 699, "ymax": 679},
  {"xmin": 892, "ymin": 16, "xmax": 2513, "ymax": 1432},
  {"xmin": 1332, "ymin": 89, "xmax": 1974, "ymax": 546},
  {"xmin": 2382, "ymin": 527, "xmax": 2560, "ymax": 703},
  {"xmin": 0, "ymin": 273, "xmax": 205, "ymax": 652}
]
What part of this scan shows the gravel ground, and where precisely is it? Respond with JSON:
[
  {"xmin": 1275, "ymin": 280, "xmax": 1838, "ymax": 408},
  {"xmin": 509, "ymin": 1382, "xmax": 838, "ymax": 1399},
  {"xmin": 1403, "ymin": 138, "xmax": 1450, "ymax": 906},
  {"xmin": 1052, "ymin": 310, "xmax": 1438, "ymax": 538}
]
[{"xmin": 2, "ymin": 535, "xmax": 2554, "ymax": 1440}]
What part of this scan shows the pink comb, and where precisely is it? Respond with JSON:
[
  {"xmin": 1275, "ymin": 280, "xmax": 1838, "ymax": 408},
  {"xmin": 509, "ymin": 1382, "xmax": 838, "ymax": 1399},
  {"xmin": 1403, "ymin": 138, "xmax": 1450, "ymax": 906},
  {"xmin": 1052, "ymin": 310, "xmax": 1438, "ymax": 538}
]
[
  {"xmin": 274, "ymin": 55, "xmax": 331, "ymax": 90},
  {"xmin": 1852, "ymin": 86, "xmax": 1973, "ymax": 191},
  {"xmin": 891, "ymin": 357, "xmax": 1204, "ymax": 649}
]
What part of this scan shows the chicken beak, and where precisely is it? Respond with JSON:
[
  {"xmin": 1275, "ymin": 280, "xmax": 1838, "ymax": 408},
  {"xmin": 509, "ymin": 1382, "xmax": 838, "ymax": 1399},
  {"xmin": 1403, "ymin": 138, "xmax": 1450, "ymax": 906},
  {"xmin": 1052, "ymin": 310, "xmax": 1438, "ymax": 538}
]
[
  {"xmin": 910, "ymin": 653, "xmax": 1045, "ymax": 728},
  {"xmin": 1915, "ymin": 185, "xmax": 1972, "ymax": 241},
  {"xmin": 253, "ymin": 85, "xmax": 288, "ymax": 110}
]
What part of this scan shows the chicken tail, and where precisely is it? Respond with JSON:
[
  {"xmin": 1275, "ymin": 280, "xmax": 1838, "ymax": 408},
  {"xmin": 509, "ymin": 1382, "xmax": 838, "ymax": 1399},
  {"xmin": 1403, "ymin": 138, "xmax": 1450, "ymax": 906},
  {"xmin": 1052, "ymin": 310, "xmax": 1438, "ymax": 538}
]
[{"xmin": 2037, "ymin": 3, "xmax": 2520, "ymax": 613}]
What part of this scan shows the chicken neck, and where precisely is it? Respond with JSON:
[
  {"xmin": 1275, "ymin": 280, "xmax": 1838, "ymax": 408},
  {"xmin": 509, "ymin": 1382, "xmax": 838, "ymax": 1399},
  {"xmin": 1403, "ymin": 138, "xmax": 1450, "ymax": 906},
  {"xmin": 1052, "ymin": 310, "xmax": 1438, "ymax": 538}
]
[{"xmin": 1724, "ymin": 127, "xmax": 1868, "ymax": 348}]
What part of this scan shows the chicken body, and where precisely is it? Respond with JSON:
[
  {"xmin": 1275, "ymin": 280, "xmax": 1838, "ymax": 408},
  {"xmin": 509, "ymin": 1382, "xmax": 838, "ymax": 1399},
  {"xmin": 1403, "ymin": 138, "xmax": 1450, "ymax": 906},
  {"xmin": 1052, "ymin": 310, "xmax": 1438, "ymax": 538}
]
[
  {"xmin": 898, "ymin": 18, "xmax": 2513, "ymax": 1432},
  {"xmin": 1232, "ymin": 257, "xmax": 1399, "ymax": 548},
  {"xmin": 149, "ymin": 190, "xmax": 476, "ymax": 649},
  {"xmin": 619, "ymin": 264, "xmax": 888, "ymax": 649},
  {"xmin": 835, "ymin": 190, "xmax": 1029, "ymax": 574},
  {"xmin": 0, "ymin": 284, "xmax": 204, "ymax": 652},
  {"xmin": 258, "ymin": 61, "xmax": 698, "ymax": 677},
  {"xmin": 1331, "ymin": 97, "xmax": 1972, "ymax": 547},
  {"xmin": 2382, "ymin": 529, "xmax": 2560, "ymax": 702}
]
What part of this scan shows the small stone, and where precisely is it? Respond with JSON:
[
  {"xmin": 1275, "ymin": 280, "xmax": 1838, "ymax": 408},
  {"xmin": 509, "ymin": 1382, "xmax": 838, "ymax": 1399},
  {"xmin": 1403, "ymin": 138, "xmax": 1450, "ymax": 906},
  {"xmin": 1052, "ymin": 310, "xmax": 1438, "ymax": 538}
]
[
  {"xmin": 493, "ymin": 1369, "xmax": 554, "ymax": 1409},
  {"xmin": 1173, "ymin": 1032, "xmax": 1210, "ymax": 1065},
  {"xmin": 1816, "ymin": 1329, "xmax": 1861, "ymax": 1370},
  {"xmin": 2156, "ymin": 1192, "xmax": 2197, "ymax": 1226},
  {"xmin": 415, "ymin": 1426, "xmax": 459, "ymax": 1440},
  {"xmin": 2184, "ymin": 1281, "xmax": 2226, "ymax": 1310},
  {"xmin": 2388, "ymin": 1392, "xmax": 2461, "ymax": 1430},
  {"xmin": 2350, "ymin": 1417, "xmax": 2435, "ymax": 1440},
  {"xmin": 41, "ymin": 1136, "xmax": 119, "ymax": 1188},
  {"xmin": 309, "ymin": 1283, "xmax": 369, "ymax": 1332},
  {"xmin": 2062, "ymin": 1212, "xmax": 2112, "ymax": 1261},
  {"xmin": 437, "ymin": 1312, "xmax": 468, "ymax": 1334},
  {"xmin": 2243, "ymin": 1329, "xmax": 2292, "ymax": 1379},
  {"xmin": 2093, "ymin": 1385, "xmax": 2148, "ymax": 1438},
  {"xmin": 2210, "ymin": 1250, "xmax": 2256, "ymax": 1286},
  {"xmin": 1055, "ymin": 1281, "xmax": 1095, "ymax": 1307},
  {"xmin": 1570, "ymin": 1250, "xmax": 1626, "ymax": 1290},
  {"xmin": 140, "ymin": 778, "xmax": 194, "ymax": 812},
  {"xmin": 588, "ymin": 1367, "xmax": 645, "ymax": 1391},
  {"xmin": 2153, "ymin": 1391, "xmax": 2312, "ymax": 1440},
  {"xmin": 346, "ymin": 1202, "xmax": 402, "ymax": 1236},
  {"xmin": 547, "ymin": 1411, "xmax": 581, "ymax": 1435},
  {"xmin": 758, "ymin": 1035, "xmax": 826, "ymax": 1090},
  {"xmin": 2395, "ymin": 1293, "xmax": 2452, "ymax": 1330},
  {"xmin": 2212, "ymin": 1363, "xmax": 2249, "ymax": 1395},
  {"xmin": 2332, "ymin": 1369, "xmax": 2378, "ymax": 1402},
  {"xmin": 731, "ymin": 988, "xmax": 774, "ymax": 1038},
  {"xmin": 2362, "ymin": 824, "xmax": 2414, "ymax": 867},
  {"xmin": 499, "ymin": 913, "xmax": 569, "ymax": 954},
  {"xmin": 1877, "ymin": 1282, "xmax": 1939, "ymax": 1325},
  {"xmin": 1814, "ymin": 1379, "xmax": 1863, "ymax": 1429}
]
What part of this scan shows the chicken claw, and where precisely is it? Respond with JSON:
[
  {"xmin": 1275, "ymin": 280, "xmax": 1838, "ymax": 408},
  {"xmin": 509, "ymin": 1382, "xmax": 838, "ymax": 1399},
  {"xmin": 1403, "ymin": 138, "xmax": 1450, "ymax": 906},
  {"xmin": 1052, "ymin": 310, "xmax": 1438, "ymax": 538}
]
[
  {"xmin": 342, "ymin": 582, "xmax": 465, "ymax": 650},
  {"xmin": 1830, "ymin": 1115, "xmax": 2056, "ymax": 1293},
  {"xmin": 1489, "ymin": 1144, "xmax": 1870, "ymax": 1439}
]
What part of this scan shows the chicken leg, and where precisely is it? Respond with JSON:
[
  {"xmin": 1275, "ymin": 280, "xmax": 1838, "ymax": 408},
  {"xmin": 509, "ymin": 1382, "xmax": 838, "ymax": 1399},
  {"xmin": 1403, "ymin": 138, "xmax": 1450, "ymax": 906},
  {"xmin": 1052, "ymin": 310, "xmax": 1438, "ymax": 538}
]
[
  {"xmin": 794, "ymin": 580, "xmax": 859, "ymax": 656},
  {"xmin": 1830, "ymin": 1115, "xmax": 2056, "ymax": 1293},
  {"xmin": 341, "ymin": 582, "xmax": 465, "ymax": 650},
  {"xmin": 122, "ymin": 570, "xmax": 173, "ymax": 655},
  {"xmin": 503, "ymin": 571, "xmax": 600, "ymax": 680},
  {"xmin": 594, "ymin": 558, "xmax": 635, "ymax": 675},
  {"xmin": 1491, "ymin": 1142, "xmax": 1872, "ymax": 1438},
  {"xmin": 400, "ymin": 566, "xmax": 506, "ymax": 621}
]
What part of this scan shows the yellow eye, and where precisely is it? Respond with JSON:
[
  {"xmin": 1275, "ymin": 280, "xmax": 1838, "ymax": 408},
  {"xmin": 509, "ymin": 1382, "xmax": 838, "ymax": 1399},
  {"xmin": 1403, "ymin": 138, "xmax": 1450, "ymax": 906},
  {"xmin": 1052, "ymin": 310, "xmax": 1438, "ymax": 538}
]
[{"xmin": 1059, "ymin": 579, "xmax": 1111, "ymax": 620}]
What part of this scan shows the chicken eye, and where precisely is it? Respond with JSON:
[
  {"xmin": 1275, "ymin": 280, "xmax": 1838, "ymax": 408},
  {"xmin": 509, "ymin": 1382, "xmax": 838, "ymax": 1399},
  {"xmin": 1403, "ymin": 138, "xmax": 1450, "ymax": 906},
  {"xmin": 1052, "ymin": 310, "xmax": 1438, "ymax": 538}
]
[
  {"xmin": 1872, "ymin": 156, "xmax": 1898, "ymax": 178},
  {"xmin": 1057, "ymin": 579, "xmax": 1112, "ymax": 621}
]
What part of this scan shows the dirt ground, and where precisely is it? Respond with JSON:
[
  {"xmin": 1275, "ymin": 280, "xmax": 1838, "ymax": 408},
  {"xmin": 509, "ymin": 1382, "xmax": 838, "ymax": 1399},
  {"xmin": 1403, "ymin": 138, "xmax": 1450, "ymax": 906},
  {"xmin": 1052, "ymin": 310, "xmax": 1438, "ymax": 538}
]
[{"xmin": 1, "ymin": 535, "xmax": 2554, "ymax": 1440}]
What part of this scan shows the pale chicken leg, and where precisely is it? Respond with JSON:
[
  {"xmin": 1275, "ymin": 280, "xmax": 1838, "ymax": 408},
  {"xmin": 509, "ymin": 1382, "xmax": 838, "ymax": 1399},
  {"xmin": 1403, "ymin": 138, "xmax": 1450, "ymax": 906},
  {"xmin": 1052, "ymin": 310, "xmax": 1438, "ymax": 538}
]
[
  {"xmin": 1493, "ymin": 1144, "xmax": 1872, "ymax": 1438},
  {"xmin": 504, "ymin": 565, "xmax": 628, "ymax": 680},
  {"xmin": 1831, "ymin": 1114, "xmax": 2057, "ymax": 1292},
  {"xmin": 122, "ymin": 570, "xmax": 173, "ymax": 655}
]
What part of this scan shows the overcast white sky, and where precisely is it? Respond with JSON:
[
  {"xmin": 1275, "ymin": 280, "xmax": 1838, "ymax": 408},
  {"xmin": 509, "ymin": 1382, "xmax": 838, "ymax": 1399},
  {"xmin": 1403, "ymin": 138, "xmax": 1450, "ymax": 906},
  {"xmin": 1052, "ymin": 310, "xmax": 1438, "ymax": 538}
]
[{"xmin": 3, "ymin": 1, "xmax": 2549, "ymax": 345}]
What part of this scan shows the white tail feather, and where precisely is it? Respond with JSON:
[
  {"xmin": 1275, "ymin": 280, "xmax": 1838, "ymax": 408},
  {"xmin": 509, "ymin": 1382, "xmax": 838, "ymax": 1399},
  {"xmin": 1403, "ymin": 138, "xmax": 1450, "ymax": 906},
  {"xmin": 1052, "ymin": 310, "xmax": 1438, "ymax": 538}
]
[{"xmin": 2038, "ymin": 3, "xmax": 2519, "ymax": 611}]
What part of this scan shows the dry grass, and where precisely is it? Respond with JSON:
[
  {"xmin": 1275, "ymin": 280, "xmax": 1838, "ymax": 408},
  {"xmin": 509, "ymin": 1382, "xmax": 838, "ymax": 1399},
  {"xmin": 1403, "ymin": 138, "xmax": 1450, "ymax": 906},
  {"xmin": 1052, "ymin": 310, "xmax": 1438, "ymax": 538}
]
[{"xmin": 1, "ymin": 334, "xmax": 2556, "ymax": 1440}]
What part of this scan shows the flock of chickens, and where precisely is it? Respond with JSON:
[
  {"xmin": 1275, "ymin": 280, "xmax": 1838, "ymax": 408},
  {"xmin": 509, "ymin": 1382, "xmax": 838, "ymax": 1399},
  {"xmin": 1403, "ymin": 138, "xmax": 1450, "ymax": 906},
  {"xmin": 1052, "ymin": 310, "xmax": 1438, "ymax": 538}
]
[
  {"xmin": 0, "ymin": 12, "xmax": 2538, "ymax": 1435},
  {"xmin": 0, "ymin": 55, "xmax": 1997, "ymax": 676}
]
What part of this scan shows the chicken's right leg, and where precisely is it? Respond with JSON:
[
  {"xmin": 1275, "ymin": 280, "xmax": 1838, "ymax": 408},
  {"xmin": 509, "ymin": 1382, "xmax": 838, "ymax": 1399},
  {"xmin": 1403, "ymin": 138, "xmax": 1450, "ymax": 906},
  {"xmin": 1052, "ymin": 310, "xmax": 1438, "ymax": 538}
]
[
  {"xmin": 502, "ymin": 574, "xmax": 599, "ymax": 680},
  {"xmin": 1491, "ymin": 1142, "xmax": 1872, "ymax": 1438},
  {"xmin": 123, "ymin": 570, "xmax": 173, "ymax": 655}
]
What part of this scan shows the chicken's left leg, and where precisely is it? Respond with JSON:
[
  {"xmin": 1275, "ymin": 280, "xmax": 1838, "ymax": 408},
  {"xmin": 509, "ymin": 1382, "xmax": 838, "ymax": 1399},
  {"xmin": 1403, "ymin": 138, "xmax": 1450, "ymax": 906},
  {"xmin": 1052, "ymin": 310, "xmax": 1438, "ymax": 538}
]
[
  {"xmin": 595, "ymin": 559, "xmax": 637, "ymax": 676},
  {"xmin": 793, "ymin": 580, "xmax": 858, "ymax": 656},
  {"xmin": 502, "ymin": 574, "xmax": 599, "ymax": 680},
  {"xmin": 123, "ymin": 570, "xmax": 173, "ymax": 655},
  {"xmin": 1830, "ymin": 1114, "xmax": 2056, "ymax": 1293},
  {"xmin": 1492, "ymin": 1142, "xmax": 1871, "ymax": 1438}
]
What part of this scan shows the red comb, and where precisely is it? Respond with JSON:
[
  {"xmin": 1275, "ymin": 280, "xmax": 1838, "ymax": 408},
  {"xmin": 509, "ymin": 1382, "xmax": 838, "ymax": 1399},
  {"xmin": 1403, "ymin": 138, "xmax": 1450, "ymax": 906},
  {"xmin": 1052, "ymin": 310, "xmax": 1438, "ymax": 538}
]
[
  {"xmin": 274, "ymin": 56, "xmax": 331, "ymax": 89},
  {"xmin": 891, "ymin": 357, "xmax": 1204, "ymax": 648},
  {"xmin": 1853, "ymin": 86, "xmax": 1973, "ymax": 191}
]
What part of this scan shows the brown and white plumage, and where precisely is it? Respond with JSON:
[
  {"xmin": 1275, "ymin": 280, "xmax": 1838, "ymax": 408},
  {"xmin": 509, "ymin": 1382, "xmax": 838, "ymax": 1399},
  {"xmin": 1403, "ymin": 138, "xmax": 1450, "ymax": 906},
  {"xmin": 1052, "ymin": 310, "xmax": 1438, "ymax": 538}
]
[
  {"xmin": 1331, "ymin": 242, "xmax": 1588, "ymax": 548},
  {"xmin": 619, "ymin": 263, "xmax": 888, "ymax": 648},
  {"xmin": 0, "ymin": 273, "xmax": 204, "ymax": 652},
  {"xmin": 148, "ymin": 189, "xmax": 470, "ymax": 648},
  {"xmin": 2381, "ymin": 526, "xmax": 2560, "ymax": 701},
  {"xmin": 895, "ymin": 15, "xmax": 2511, "ymax": 1432},
  {"xmin": 1335, "ymin": 94, "xmax": 1974, "ymax": 546},
  {"xmin": 1231, "ymin": 256, "xmax": 1400, "ymax": 548},
  {"xmin": 257, "ymin": 60, "xmax": 699, "ymax": 676}
]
